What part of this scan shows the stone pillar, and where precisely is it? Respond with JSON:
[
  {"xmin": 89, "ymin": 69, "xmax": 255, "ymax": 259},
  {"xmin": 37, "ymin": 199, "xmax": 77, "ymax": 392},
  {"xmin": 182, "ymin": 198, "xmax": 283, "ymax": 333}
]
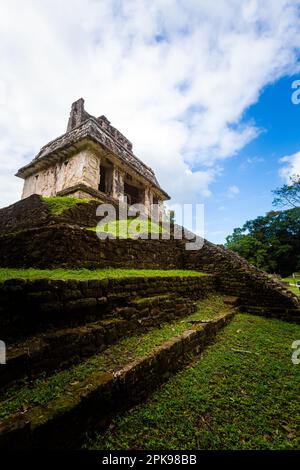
[
  {"xmin": 112, "ymin": 167, "xmax": 125, "ymax": 202},
  {"xmin": 81, "ymin": 149, "xmax": 100, "ymax": 191},
  {"xmin": 144, "ymin": 187, "xmax": 153, "ymax": 215}
]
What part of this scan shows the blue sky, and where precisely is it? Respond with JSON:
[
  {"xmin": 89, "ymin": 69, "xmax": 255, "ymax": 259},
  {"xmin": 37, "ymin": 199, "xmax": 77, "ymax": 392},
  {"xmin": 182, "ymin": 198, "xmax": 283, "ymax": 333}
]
[
  {"xmin": 204, "ymin": 75, "xmax": 300, "ymax": 243},
  {"xmin": 1, "ymin": 0, "xmax": 300, "ymax": 244}
]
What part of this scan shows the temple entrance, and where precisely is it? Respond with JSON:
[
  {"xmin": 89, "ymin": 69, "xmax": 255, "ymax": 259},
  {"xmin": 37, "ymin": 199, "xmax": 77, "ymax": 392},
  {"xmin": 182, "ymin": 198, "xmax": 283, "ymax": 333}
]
[{"xmin": 99, "ymin": 166, "xmax": 106, "ymax": 193}]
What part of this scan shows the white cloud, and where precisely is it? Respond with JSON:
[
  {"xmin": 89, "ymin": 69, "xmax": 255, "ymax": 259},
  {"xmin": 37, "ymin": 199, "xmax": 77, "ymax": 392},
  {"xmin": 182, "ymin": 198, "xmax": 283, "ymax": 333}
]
[
  {"xmin": 227, "ymin": 185, "xmax": 240, "ymax": 198},
  {"xmin": 1, "ymin": 0, "xmax": 300, "ymax": 207},
  {"xmin": 279, "ymin": 151, "xmax": 300, "ymax": 181}
]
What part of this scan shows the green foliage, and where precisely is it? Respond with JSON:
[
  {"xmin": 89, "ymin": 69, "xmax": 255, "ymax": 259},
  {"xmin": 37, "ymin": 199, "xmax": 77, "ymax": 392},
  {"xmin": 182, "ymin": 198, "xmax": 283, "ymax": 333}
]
[
  {"xmin": 87, "ymin": 314, "xmax": 300, "ymax": 450},
  {"xmin": 42, "ymin": 196, "xmax": 89, "ymax": 215},
  {"xmin": 272, "ymin": 174, "xmax": 300, "ymax": 208},
  {"xmin": 87, "ymin": 219, "xmax": 167, "ymax": 238},
  {"xmin": 0, "ymin": 268, "xmax": 206, "ymax": 282},
  {"xmin": 225, "ymin": 208, "xmax": 300, "ymax": 276}
]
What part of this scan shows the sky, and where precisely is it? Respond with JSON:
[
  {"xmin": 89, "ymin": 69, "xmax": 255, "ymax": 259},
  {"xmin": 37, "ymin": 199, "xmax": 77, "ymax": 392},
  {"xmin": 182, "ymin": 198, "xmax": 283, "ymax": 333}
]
[{"xmin": 1, "ymin": 0, "xmax": 300, "ymax": 243}]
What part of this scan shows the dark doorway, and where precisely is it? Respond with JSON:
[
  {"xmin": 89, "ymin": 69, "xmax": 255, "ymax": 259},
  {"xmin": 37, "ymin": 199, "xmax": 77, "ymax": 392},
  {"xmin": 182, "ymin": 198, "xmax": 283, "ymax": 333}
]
[
  {"xmin": 99, "ymin": 166, "xmax": 107, "ymax": 193},
  {"xmin": 124, "ymin": 182, "xmax": 140, "ymax": 205}
]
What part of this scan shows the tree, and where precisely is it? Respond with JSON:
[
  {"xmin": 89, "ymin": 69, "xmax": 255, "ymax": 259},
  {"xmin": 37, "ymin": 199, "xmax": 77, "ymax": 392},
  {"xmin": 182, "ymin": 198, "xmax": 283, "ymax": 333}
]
[
  {"xmin": 225, "ymin": 208, "xmax": 300, "ymax": 276},
  {"xmin": 272, "ymin": 174, "xmax": 300, "ymax": 208}
]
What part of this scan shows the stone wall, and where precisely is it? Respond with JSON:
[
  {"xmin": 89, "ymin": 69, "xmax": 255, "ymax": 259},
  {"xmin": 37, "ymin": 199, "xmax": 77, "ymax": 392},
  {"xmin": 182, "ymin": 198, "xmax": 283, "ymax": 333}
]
[
  {"xmin": 0, "ymin": 275, "xmax": 215, "ymax": 342},
  {"xmin": 22, "ymin": 148, "xmax": 100, "ymax": 199},
  {"xmin": 184, "ymin": 239, "xmax": 300, "ymax": 315},
  {"xmin": 0, "ymin": 194, "xmax": 53, "ymax": 233},
  {"xmin": 0, "ymin": 309, "xmax": 234, "ymax": 449},
  {"xmin": 0, "ymin": 223, "xmax": 299, "ymax": 321},
  {"xmin": 0, "ymin": 196, "xmax": 299, "ymax": 321},
  {"xmin": 0, "ymin": 224, "xmax": 184, "ymax": 269},
  {"xmin": 0, "ymin": 194, "xmax": 104, "ymax": 233}
]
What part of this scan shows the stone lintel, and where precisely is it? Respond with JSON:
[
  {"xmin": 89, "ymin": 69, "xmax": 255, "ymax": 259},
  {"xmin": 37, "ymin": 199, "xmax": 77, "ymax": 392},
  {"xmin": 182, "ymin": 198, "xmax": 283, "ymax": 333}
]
[{"xmin": 56, "ymin": 183, "xmax": 118, "ymax": 205}]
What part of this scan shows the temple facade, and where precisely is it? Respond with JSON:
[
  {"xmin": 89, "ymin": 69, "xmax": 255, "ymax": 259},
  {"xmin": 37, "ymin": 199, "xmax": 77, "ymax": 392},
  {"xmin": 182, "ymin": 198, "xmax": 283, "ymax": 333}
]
[{"xmin": 16, "ymin": 99, "xmax": 170, "ymax": 215}]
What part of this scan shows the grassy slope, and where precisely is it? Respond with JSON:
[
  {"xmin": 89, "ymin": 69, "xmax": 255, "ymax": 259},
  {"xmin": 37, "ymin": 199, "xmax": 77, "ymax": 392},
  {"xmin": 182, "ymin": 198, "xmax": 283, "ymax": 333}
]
[
  {"xmin": 42, "ymin": 196, "xmax": 166, "ymax": 237},
  {"xmin": 88, "ymin": 314, "xmax": 300, "ymax": 450},
  {"xmin": 0, "ymin": 268, "xmax": 206, "ymax": 282},
  {"xmin": 87, "ymin": 220, "xmax": 167, "ymax": 238}
]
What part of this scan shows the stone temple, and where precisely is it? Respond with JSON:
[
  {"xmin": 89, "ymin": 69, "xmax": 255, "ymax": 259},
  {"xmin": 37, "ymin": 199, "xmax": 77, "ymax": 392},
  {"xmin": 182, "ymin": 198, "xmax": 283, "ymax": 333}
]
[{"xmin": 16, "ymin": 98, "xmax": 170, "ymax": 215}]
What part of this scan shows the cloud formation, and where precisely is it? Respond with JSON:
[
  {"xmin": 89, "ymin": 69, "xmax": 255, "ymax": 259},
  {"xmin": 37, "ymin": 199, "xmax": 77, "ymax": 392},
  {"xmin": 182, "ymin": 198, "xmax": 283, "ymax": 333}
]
[
  {"xmin": 1, "ymin": 0, "xmax": 300, "ymax": 208},
  {"xmin": 227, "ymin": 185, "xmax": 240, "ymax": 198},
  {"xmin": 280, "ymin": 151, "xmax": 300, "ymax": 181}
]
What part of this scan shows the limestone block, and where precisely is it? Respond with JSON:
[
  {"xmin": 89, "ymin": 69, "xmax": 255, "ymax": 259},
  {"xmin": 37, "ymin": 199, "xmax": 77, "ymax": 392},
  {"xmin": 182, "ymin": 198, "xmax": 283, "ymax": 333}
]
[{"xmin": 21, "ymin": 148, "xmax": 101, "ymax": 199}]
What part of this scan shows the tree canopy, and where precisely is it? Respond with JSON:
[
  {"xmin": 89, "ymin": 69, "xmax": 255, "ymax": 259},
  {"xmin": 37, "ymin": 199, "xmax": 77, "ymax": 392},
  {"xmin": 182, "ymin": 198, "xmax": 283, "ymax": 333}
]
[
  {"xmin": 272, "ymin": 174, "xmax": 300, "ymax": 208},
  {"xmin": 225, "ymin": 207, "xmax": 300, "ymax": 276}
]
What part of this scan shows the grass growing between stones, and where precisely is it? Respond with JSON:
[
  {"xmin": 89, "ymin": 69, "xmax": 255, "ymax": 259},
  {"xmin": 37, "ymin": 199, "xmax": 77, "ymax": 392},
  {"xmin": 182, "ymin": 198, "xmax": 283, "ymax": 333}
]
[
  {"xmin": 87, "ymin": 314, "xmax": 300, "ymax": 450},
  {"xmin": 0, "ymin": 295, "xmax": 227, "ymax": 420},
  {"xmin": 188, "ymin": 295, "xmax": 230, "ymax": 321},
  {"xmin": 86, "ymin": 219, "xmax": 167, "ymax": 238},
  {"xmin": 42, "ymin": 196, "xmax": 89, "ymax": 215},
  {"xmin": 0, "ymin": 268, "xmax": 206, "ymax": 282}
]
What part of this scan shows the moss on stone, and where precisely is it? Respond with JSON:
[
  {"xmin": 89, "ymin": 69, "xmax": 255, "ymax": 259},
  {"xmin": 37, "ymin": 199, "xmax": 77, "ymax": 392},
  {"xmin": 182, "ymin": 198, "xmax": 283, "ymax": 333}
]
[
  {"xmin": 42, "ymin": 196, "xmax": 89, "ymax": 215},
  {"xmin": 0, "ymin": 268, "xmax": 207, "ymax": 282},
  {"xmin": 0, "ymin": 294, "xmax": 226, "ymax": 420},
  {"xmin": 87, "ymin": 313, "xmax": 300, "ymax": 450},
  {"xmin": 86, "ymin": 219, "xmax": 167, "ymax": 238}
]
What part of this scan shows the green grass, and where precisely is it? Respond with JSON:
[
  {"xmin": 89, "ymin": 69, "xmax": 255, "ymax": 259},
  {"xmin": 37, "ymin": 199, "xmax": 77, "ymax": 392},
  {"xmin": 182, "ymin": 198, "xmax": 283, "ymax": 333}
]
[
  {"xmin": 87, "ymin": 219, "xmax": 167, "ymax": 238},
  {"xmin": 42, "ymin": 196, "xmax": 89, "ymax": 215},
  {"xmin": 188, "ymin": 295, "xmax": 230, "ymax": 321},
  {"xmin": 87, "ymin": 314, "xmax": 300, "ymax": 450},
  {"xmin": 288, "ymin": 285, "xmax": 300, "ymax": 297},
  {"xmin": 0, "ymin": 295, "xmax": 228, "ymax": 420},
  {"xmin": 283, "ymin": 277, "xmax": 300, "ymax": 297},
  {"xmin": 0, "ymin": 268, "xmax": 206, "ymax": 283}
]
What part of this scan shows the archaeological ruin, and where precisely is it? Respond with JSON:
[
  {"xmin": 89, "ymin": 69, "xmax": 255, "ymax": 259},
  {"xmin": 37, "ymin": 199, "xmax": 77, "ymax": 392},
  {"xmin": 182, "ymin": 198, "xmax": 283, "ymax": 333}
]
[
  {"xmin": 0, "ymin": 100, "xmax": 299, "ymax": 449},
  {"xmin": 16, "ymin": 98, "xmax": 170, "ymax": 216}
]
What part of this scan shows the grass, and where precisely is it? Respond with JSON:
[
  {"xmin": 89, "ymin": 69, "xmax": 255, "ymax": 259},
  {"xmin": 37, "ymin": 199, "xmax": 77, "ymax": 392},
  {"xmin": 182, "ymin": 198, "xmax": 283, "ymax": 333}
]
[
  {"xmin": 41, "ymin": 196, "xmax": 166, "ymax": 237},
  {"xmin": 283, "ymin": 277, "xmax": 300, "ymax": 297},
  {"xmin": 42, "ymin": 196, "xmax": 89, "ymax": 215},
  {"xmin": 0, "ymin": 268, "xmax": 206, "ymax": 283},
  {"xmin": 0, "ymin": 295, "xmax": 228, "ymax": 420},
  {"xmin": 87, "ymin": 219, "xmax": 167, "ymax": 238},
  {"xmin": 87, "ymin": 314, "xmax": 300, "ymax": 450}
]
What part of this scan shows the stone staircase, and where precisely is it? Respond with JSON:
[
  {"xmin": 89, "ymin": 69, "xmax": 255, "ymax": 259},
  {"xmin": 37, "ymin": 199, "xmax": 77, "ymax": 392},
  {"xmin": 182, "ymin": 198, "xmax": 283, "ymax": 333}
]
[
  {"xmin": 0, "ymin": 293, "xmax": 196, "ymax": 390},
  {"xmin": 184, "ymin": 239, "xmax": 300, "ymax": 324},
  {"xmin": 0, "ymin": 287, "xmax": 237, "ymax": 449},
  {"xmin": 238, "ymin": 304, "xmax": 300, "ymax": 323},
  {"xmin": 0, "ymin": 276, "xmax": 215, "ymax": 342}
]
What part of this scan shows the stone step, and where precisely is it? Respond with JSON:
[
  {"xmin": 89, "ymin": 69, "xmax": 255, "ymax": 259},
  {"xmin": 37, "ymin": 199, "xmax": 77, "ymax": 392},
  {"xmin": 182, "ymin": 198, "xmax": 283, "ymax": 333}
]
[
  {"xmin": 222, "ymin": 295, "xmax": 239, "ymax": 305},
  {"xmin": 0, "ymin": 277, "xmax": 211, "ymax": 343},
  {"xmin": 239, "ymin": 305, "xmax": 300, "ymax": 323},
  {"xmin": 0, "ymin": 308, "xmax": 235, "ymax": 449},
  {"xmin": 0, "ymin": 295, "xmax": 196, "ymax": 389}
]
